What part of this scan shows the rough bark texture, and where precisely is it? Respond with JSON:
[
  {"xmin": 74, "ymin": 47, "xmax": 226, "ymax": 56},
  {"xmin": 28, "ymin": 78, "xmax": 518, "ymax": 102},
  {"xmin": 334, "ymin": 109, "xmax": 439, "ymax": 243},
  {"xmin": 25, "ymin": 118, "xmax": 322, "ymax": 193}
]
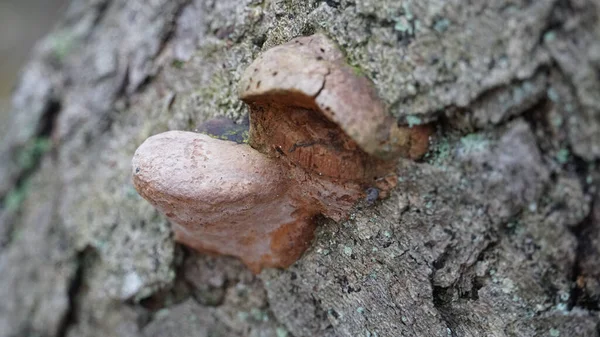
[{"xmin": 1, "ymin": 0, "xmax": 599, "ymax": 336}]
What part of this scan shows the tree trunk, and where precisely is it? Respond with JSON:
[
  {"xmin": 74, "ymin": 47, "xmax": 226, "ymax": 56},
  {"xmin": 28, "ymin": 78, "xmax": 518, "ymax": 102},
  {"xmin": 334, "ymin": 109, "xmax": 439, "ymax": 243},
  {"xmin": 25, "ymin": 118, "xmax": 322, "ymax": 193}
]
[{"xmin": 1, "ymin": 0, "xmax": 599, "ymax": 336}]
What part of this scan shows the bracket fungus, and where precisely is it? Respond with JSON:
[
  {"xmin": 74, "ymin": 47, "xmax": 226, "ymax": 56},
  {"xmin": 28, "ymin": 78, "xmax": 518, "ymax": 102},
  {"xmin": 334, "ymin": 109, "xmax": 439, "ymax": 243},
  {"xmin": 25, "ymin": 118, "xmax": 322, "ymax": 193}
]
[{"xmin": 132, "ymin": 34, "xmax": 431, "ymax": 273}]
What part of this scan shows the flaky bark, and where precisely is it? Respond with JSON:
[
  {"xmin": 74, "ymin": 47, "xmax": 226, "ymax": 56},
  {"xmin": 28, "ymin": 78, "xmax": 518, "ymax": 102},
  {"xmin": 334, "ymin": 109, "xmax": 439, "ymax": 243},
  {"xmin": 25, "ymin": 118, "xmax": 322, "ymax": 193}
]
[{"xmin": 1, "ymin": 0, "xmax": 599, "ymax": 336}]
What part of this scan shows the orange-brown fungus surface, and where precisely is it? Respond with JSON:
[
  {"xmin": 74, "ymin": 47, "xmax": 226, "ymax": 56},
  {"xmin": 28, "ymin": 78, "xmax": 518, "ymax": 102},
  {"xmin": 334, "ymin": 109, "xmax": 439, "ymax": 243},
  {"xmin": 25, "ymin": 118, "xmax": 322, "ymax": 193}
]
[{"xmin": 131, "ymin": 34, "xmax": 432, "ymax": 273}]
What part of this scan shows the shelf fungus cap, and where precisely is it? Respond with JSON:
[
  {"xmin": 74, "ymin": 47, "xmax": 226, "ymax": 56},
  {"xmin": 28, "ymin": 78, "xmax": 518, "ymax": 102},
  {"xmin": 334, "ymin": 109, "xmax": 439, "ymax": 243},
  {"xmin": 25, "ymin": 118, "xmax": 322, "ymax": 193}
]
[
  {"xmin": 132, "ymin": 131, "xmax": 317, "ymax": 273},
  {"xmin": 239, "ymin": 34, "xmax": 414, "ymax": 160}
]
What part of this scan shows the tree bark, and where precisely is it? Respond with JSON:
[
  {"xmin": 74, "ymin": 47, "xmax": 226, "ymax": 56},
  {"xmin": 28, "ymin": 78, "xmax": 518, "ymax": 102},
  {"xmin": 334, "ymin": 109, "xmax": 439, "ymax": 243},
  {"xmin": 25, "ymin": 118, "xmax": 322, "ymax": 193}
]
[{"xmin": 1, "ymin": 0, "xmax": 599, "ymax": 336}]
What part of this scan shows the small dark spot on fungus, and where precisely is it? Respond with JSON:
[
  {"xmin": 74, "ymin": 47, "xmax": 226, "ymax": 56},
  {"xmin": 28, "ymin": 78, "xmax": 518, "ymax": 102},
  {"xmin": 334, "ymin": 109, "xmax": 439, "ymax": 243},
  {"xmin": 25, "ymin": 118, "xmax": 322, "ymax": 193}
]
[
  {"xmin": 316, "ymin": 56, "xmax": 323, "ymax": 61},
  {"xmin": 132, "ymin": 34, "xmax": 431, "ymax": 273},
  {"xmin": 365, "ymin": 187, "xmax": 380, "ymax": 205}
]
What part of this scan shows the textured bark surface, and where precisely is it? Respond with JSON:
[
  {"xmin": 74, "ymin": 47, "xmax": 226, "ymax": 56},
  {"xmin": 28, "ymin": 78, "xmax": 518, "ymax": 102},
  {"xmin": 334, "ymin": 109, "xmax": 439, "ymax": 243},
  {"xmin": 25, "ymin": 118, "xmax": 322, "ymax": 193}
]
[{"xmin": 0, "ymin": 0, "xmax": 599, "ymax": 336}]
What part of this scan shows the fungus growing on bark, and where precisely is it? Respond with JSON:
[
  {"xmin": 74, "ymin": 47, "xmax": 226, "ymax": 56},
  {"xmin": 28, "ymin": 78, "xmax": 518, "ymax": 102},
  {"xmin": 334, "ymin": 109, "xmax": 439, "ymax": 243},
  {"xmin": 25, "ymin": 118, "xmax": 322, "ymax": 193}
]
[{"xmin": 132, "ymin": 34, "xmax": 431, "ymax": 273}]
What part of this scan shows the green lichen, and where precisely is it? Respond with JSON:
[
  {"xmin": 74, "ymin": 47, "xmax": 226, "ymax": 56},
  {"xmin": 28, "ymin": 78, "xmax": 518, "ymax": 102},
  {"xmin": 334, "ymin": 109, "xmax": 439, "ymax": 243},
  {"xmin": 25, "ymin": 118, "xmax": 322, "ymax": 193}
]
[
  {"xmin": 3, "ymin": 179, "xmax": 32, "ymax": 212},
  {"xmin": 250, "ymin": 308, "xmax": 269, "ymax": 322},
  {"xmin": 459, "ymin": 133, "xmax": 489, "ymax": 154},
  {"xmin": 393, "ymin": 3, "xmax": 416, "ymax": 35},
  {"xmin": 344, "ymin": 246, "xmax": 353, "ymax": 256},
  {"xmin": 17, "ymin": 137, "xmax": 52, "ymax": 171},
  {"xmin": 402, "ymin": 3, "xmax": 414, "ymax": 20},
  {"xmin": 184, "ymin": 42, "xmax": 248, "ymax": 123},
  {"xmin": 237, "ymin": 311, "xmax": 250, "ymax": 321},
  {"xmin": 512, "ymin": 87, "xmax": 525, "ymax": 102},
  {"xmin": 544, "ymin": 31, "xmax": 557, "ymax": 43},
  {"xmin": 350, "ymin": 64, "xmax": 366, "ymax": 77},
  {"xmin": 406, "ymin": 115, "xmax": 422, "ymax": 127},
  {"xmin": 551, "ymin": 115, "xmax": 564, "ymax": 128},
  {"xmin": 2, "ymin": 137, "xmax": 52, "ymax": 212},
  {"xmin": 556, "ymin": 302, "xmax": 568, "ymax": 312},
  {"xmin": 318, "ymin": 248, "xmax": 331, "ymax": 255},
  {"xmin": 48, "ymin": 30, "xmax": 78, "ymax": 62},
  {"xmin": 556, "ymin": 148, "xmax": 569, "ymax": 164},
  {"xmin": 547, "ymin": 87, "xmax": 560, "ymax": 102},
  {"xmin": 276, "ymin": 327, "xmax": 289, "ymax": 337},
  {"xmin": 528, "ymin": 202, "xmax": 538, "ymax": 212},
  {"xmin": 433, "ymin": 18, "xmax": 450, "ymax": 33},
  {"xmin": 425, "ymin": 136, "xmax": 451, "ymax": 167},
  {"xmin": 171, "ymin": 60, "xmax": 186, "ymax": 69},
  {"xmin": 394, "ymin": 17, "xmax": 412, "ymax": 34},
  {"xmin": 154, "ymin": 308, "xmax": 170, "ymax": 320},
  {"xmin": 125, "ymin": 186, "xmax": 140, "ymax": 199},
  {"xmin": 366, "ymin": 330, "xmax": 379, "ymax": 337}
]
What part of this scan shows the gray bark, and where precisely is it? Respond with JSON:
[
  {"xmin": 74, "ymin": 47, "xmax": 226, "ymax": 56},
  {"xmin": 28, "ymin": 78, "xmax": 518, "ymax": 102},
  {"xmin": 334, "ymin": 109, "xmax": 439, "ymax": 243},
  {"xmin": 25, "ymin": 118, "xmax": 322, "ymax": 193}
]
[{"xmin": 1, "ymin": 0, "xmax": 599, "ymax": 336}]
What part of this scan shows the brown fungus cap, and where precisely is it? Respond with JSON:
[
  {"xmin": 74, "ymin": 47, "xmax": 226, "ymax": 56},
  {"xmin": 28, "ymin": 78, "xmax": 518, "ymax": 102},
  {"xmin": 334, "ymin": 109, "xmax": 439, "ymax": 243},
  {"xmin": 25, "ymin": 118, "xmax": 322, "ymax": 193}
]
[
  {"xmin": 239, "ymin": 34, "xmax": 416, "ymax": 162},
  {"xmin": 132, "ymin": 131, "xmax": 320, "ymax": 273},
  {"xmin": 132, "ymin": 34, "xmax": 432, "ymax": 273}
]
